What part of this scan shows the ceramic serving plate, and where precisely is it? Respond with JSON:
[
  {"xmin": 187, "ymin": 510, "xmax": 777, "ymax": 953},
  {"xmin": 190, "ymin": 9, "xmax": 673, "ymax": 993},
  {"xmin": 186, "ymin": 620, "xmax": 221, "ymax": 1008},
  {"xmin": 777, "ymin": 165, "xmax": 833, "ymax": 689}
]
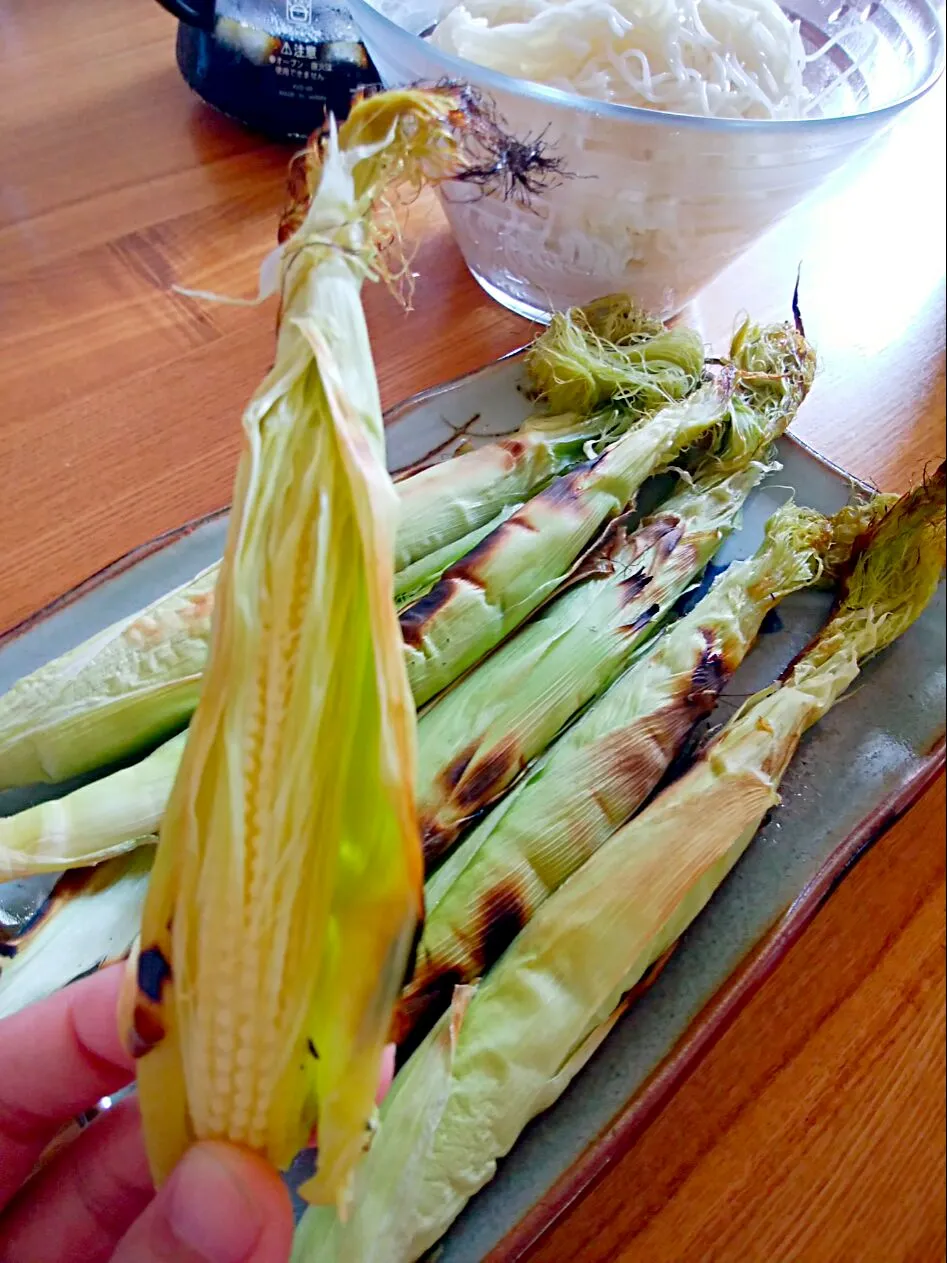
[{"xmin": 1, "ymin": 352, "xmax": 944, "ymax": 1261}]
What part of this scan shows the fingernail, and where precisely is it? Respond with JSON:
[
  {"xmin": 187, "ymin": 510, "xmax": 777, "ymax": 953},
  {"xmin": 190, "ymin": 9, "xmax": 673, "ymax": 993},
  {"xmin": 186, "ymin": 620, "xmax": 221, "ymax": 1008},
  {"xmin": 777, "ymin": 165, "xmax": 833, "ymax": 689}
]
[{"xmin": 166, "ymin": 1143, "xmax": 266, "ymax": 1262}]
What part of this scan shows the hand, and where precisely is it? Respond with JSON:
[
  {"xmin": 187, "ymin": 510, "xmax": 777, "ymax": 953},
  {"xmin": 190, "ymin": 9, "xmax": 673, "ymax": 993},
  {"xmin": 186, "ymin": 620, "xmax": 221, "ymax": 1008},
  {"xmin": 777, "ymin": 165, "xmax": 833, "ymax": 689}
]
[{"xmin": 0, "ymin": 964, "xmax": 391, "ymax": 1262}]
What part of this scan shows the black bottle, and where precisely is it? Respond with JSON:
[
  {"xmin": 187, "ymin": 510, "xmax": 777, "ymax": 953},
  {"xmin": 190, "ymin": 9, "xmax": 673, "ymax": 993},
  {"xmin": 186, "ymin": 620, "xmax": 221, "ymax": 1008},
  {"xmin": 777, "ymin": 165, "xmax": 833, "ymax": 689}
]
[{"xmin": 156, "ymin": 0, "xmax": 381, "ymax": 140}]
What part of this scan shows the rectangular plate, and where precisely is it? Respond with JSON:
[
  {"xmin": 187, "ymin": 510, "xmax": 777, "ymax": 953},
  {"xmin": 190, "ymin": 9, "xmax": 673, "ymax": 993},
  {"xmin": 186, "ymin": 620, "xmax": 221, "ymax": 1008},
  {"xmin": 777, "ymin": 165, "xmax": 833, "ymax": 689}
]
[{"xmin": 1, "ymin": 352, "xmax": 944, "ymax": 1260}]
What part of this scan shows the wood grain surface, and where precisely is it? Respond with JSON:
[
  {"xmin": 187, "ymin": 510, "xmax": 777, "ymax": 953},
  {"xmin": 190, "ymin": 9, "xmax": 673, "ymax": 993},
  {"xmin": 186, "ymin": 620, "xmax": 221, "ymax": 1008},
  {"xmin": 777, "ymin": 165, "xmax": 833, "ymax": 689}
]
[{"xmin": 1, "ymin": 2, "xmax": 944, "ymax": 1259}]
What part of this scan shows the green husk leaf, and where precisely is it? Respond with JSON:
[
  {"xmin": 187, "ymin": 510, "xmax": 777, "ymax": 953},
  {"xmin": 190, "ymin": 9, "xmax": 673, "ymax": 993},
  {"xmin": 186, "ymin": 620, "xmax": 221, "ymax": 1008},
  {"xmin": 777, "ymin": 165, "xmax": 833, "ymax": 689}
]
[
  {"xmin": 0, "ymin": 848, "xmax": 154, "ymax": 1020},
  {"xmin": 401, "ymin": 318, "xmax": 816, "ymax": 708},
  {"xmin": 297, "ymin": 471, "xmax": 943, "ymax": 1260},
  {"xmin": 397, "ymin": 497, "xmax": 830, "ymax": 1046},
  {"xmin": 0, "ymin": 734, "xmax": 182, "ymax": 879},
  {"xmin": 0, "ymin": 565, "xmax": 216, "ymax": 790}
]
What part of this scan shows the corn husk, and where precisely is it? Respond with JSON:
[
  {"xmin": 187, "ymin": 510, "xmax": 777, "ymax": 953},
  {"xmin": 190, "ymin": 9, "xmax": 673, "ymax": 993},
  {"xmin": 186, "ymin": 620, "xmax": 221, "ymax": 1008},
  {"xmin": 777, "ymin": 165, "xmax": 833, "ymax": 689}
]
[
  {"xmin": 0, "ymin": 849, "xmax": 154, "ymax": 1020},
  {"xmin": 0, "ymin": 733, "xmax": 185, "ymax": 879},
  {"xmin": 294, "ymin": 467, "xmax": 945, "ymax": 1260},
  {"xmin": 394, "ymin": 506, "xmax": 516, "ymax": 608},
  {"xmin": 401, "ymin": 317, "xmax": 816, "ymax": 708},
  {"xmin": 122, "ymin": 91, "xmax": 499, "ymax": 1212},
  {"xmin": 0, "ymin": 310, "xmax": 702, "ymax": 793},
  {"xmin": 398, "ymin": 497, "xmax": 831, "ymax": 1046},
  {"xmin": 0, "ymin": 565, "xmax": 217, "ymax": 789},
  {"xmin": 412, "ymin": 317, "xmax": 816, "ymax": 865},
  {"xmin": 394, "ymin": 306, "xmax": 704, "ymax": 577}
]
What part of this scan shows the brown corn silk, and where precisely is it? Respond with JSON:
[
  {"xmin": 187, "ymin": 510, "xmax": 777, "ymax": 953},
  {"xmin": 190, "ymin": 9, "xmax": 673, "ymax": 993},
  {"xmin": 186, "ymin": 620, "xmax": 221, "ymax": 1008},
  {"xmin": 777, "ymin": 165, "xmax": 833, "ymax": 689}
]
[{"xmin": 127, "ymin": 91, "xmax": 480, "ymax": 1211}]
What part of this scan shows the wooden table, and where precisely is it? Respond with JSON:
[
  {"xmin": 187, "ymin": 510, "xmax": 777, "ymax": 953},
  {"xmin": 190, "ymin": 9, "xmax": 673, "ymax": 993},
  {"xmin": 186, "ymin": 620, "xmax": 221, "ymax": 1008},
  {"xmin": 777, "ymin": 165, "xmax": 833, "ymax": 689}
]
[{"xmin": 1, "ymin": 3, "xmax": 944, "ymax": 1258}]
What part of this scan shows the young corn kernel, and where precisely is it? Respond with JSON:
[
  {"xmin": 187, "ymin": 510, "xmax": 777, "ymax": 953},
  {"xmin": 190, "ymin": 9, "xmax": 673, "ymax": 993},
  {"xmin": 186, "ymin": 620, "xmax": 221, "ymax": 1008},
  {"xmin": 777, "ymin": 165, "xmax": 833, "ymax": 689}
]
[{"xmin": 125, "ymin": 89, "xmax": 488, "ymax": 1212}]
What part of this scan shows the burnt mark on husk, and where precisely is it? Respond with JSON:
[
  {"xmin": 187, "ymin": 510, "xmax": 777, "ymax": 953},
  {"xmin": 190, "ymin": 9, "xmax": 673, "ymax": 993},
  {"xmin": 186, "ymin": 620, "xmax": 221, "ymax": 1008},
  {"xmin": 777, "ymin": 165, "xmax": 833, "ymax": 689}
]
[
  {"xmin": 618, "ymin": 570, "xmax": 653, "ymax": 604},
  {"xmin": 397, "ymin": 878, "xmax": 531, "ymax": 1056},
  {"xmin": 393, "ymin": 966, "xmax": 468, "ymax": 1061},
  {"xmin": 498, "ymin": 436, "xmax": 528, "ymax": 463},
  {"xmin": 424, "ymin": 740, "xmax": 523, "ymax": 867},
  {"xmin": 424, "ymin": 459, "xmax": 599, "ymax": 601},
  {"xmin": 687, "ymin": 628, "xmax": 729, "ymax": 705},
  {"xmin": 137, "ymin": 945, "xmax": 172, "ymax": 1002},
  {"xmin": 399, "ymin": 579, "xmax": 459, "ymax": 647},
  {"xmin": 129, "ymin": 1004, "xmax": 166, "ymax": 1059},
  {"xmin": 609, "ymin": 709, "xmax": 690, "ymax": 798},
  {"xmin": 453, "ymin": 739, "xmax": 522, "ymax": 812},
  {"xmin": 655, "ymin": 521, "xmax": 685, "ymax": 560},
  {"xmin": 649, "ymin": 637, "xmax": 737, "ymax": 789},
  {"xmin": 477, "ymin": 880, "xmax": 530, "ymax": 971},
  {"xmin": 621, "ymin": 601, "xmax": 661, "ymax": 637},
  {"xmin": 440, "ymin": 743, "xmax": 478, "ymax": 793},
  {"xmin": 450, "ymin": 512, "xmax": 545, "ymax": 586},
  {"xmin": 422, "ymin": 823, "xmax": 454, "ymax": 869},
  {"xmin": 639, "ymin": 513, "xmax": 682, "ymax": 549},
  {"xmin": 538, "ymin": 464, "xmax": 595, "ymax": 509}
]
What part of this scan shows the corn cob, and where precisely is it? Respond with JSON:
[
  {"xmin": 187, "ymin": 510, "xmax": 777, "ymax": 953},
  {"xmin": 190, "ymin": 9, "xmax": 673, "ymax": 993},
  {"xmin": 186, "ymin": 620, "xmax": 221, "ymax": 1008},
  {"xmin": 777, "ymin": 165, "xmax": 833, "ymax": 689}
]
[
  {"xmin": 294, "ymin": 467, "xmax": 945, "ymax": 1262},
  {"xmin": 0, "ymin": 321, "xmax": 811, "ymax": 884},
  {"xmin": 400, "ymin": 316, "xmax": 817, "ymax": 709},
  {"xmin": 399, "ymin": 383, "xmax": 730, "ymax": 707},
  {"xmin": 122, "ymin": 90, "xmax": 506, "ymax": 1211},
  {"xmin": 394, "ymin": 310, "xmax": 704, "ymax": 575},
  {"xmin": 398, "ymin": 497, "xmax": 832, "ymax": 1046},
  {"xmin": 0, "ymin": 848, "xmax": 154, "ymax": 1020},
  {"xmin": 413, "ymin": 318, "xmax": 816, "ymax": 866},
  {"xmin": 0, "ymin": 317, "xmax": 702, "ymax": 794}
]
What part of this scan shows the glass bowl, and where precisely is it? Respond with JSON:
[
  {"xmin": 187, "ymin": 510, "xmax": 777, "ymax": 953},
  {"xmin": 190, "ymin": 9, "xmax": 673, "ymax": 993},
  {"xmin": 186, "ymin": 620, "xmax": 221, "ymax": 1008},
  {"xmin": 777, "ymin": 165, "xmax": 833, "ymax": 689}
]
[{"xmin": 348, "ymin": 0, "xmax": 944, "ymax": 319}]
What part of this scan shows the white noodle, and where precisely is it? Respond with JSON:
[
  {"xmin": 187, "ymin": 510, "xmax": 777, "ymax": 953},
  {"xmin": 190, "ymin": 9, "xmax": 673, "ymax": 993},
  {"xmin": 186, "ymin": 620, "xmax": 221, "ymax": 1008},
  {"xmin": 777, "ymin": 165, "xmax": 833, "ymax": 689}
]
[{"xmin": 430, "ymin": 0, "xmax": 812, "ymax": 119}]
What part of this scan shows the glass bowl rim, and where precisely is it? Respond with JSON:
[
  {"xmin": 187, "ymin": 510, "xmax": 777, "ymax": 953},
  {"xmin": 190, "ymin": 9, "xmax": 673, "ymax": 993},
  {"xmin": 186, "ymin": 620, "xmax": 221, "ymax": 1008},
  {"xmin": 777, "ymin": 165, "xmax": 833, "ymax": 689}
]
[{"xmin": 349, "ymin": 0, "xmax": 946, "ymax": 134}]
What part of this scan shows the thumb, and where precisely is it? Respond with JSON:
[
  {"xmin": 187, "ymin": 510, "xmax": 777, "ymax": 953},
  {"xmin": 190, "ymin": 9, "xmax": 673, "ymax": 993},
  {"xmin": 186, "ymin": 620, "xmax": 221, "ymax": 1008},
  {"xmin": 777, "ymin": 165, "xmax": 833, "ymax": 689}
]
[{"xmin": 111, "ymin": 1140, "xmax": 294, "ymax": 1263}]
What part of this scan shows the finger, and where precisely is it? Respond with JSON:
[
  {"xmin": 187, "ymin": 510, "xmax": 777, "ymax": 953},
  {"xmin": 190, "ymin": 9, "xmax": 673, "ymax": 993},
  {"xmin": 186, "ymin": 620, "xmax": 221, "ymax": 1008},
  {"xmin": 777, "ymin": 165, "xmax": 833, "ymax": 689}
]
[
  {"xmin": 378, "ymin": 1043, "xmax": 395, "ymax": 1103},
  {"xmin": 0, "ymin": 1095, "xmax": 153, "ymax": 1263},
  {"xmin": 111, "ymin": 1141, "xmax": 294, "ymax": 1263},
  {"xmin": 0, "ymin": 964, "xmax": 134, "ymax": 1207}
]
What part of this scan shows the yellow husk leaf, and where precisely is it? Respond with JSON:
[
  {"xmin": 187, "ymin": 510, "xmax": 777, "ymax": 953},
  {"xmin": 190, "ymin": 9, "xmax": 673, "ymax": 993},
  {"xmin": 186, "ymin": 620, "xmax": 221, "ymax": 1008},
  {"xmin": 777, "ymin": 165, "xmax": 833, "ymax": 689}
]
[{"xmin": 126, "ymin": 91, "xmax": 475, "ymax": 1212}]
